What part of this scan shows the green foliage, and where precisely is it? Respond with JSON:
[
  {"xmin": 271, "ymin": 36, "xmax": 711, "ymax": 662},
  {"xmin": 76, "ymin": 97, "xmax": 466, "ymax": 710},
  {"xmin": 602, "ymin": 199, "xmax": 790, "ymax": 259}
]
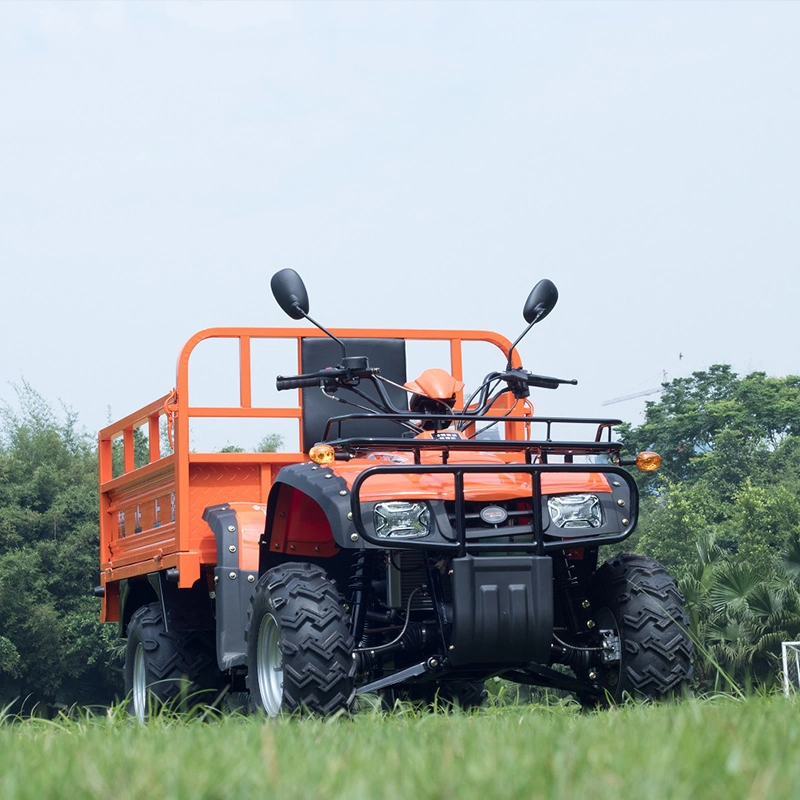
[
  {"xmin": 0, "ymin": 637, "xmax": 20, "ymax": 678},
  {"xmin": 256, "ymin": 433, "xmax": 283, "ymax": 453},
  {"xmin": 725, "ymin": 481, "xmax": 800, "ymax": 572},
  {"xmin": 620, "ymin": 366, "xmax": 800, "ymax": 485},
  {"xmin": 0, "ymin": 382, "xmax": 120, "ymax": 709},
  {"xmin": 218, "ymin": 434, "xmax": 284, "ymax": 454},
  {"xmin": 678, "ymin": 536, "xmax": 800, "ymax": 692},
  {"xmin": 111, "ymin": 427, "xmax": 151, "ymax": 478},
  {"xmin": 628, "ymin": 480, "xmax": 713, "ymax": 570}
]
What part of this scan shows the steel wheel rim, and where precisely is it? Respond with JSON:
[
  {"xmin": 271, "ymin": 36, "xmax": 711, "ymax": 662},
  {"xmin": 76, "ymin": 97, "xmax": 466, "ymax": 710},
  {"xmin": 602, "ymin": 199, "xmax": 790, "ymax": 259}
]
[
  {"xmin": 257, "ymin": 612, "xmax": 283, "ymax": 715},
  {"xmin": 132, "ymin": 642, "xmax": 147, "ymax": 722}
]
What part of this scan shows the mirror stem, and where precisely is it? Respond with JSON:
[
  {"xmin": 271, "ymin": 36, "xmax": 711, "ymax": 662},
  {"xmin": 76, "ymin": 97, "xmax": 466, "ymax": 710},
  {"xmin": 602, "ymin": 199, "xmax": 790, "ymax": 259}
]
[
  {"xmin": 506, "ymin": 312, "xmax": 542, "ymax": 370},
  {"xmin": 294, "ymin": 305, "xmax": 348, "ymax": 361}
]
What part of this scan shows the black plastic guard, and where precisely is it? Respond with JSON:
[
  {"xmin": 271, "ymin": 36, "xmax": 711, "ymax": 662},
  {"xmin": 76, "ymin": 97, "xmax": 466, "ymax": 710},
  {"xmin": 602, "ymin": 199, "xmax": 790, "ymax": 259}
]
[
  {"xmin": 449, "ymin": 555, "xmax": 553, "ymax": 666},
  {"xmin": 203, "ymin": 504, "xmax": 258, "ymax": 671}
]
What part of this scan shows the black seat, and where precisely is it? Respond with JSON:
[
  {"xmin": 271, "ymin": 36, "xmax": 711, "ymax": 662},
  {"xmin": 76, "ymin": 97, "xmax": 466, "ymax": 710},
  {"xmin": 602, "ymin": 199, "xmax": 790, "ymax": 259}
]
[{"xmin": 300, "ymin": 337, "xmax": 408, "ymax": 451}]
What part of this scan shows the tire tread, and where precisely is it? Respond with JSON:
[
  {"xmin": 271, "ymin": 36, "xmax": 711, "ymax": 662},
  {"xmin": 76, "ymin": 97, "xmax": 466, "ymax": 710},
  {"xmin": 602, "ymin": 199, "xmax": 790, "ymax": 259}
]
[
  {"xmin": 245, "ymin": 563, "xmax": 354, "ymax": 716},
  {"xmin": 589, "ymin": 554, "xmax": 693, "ymax": 702},
  {"xmin": 124, "ymin": 602, "xmax": 220, "ymax": 715}
]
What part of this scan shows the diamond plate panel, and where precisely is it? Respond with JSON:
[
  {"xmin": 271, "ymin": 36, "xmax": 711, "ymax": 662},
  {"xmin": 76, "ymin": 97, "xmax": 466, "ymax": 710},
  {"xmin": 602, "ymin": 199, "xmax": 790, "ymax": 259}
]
[{"xmin": 188, "ymin": 464, "xmax": 263, "ymax": 549}]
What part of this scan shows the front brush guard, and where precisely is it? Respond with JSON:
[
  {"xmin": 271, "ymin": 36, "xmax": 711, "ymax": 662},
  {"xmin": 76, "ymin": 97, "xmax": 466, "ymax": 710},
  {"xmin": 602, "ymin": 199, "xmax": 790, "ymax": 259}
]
[{"xmin": 349, "ymin": 463, "xmax": 638, "ymax": 556}]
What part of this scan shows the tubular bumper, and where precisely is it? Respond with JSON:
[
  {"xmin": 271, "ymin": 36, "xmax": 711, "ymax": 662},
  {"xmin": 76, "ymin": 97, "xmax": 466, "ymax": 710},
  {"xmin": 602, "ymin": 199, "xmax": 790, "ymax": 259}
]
[{"xmin": 349, "ymin": 463, "xmax": 638, "ymax": 556}]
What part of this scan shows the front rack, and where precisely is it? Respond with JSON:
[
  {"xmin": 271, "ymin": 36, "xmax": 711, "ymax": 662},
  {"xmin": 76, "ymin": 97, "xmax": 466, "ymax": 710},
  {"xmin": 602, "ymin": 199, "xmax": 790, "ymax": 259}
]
[{"xmin": 321, "ymin": 412, "xmax": 625, "ymax": 464}]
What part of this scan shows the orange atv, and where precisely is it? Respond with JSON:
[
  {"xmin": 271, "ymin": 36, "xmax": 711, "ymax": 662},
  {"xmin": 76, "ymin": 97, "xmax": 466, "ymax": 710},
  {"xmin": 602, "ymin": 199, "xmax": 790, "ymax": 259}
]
[{"xmin": 99, "ymin": 270, "xmax": 692, "ymax": 718}]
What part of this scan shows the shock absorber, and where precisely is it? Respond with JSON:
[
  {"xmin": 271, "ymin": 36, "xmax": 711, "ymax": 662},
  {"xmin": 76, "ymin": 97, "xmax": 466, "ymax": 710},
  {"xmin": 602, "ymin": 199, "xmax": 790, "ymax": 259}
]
[
  {"xmin": 348, "ymin": 550, "xmax": 373, "ymax": 644},
  {"xmin": 553, "ymin": 554, "xmax": 591, "ymax": 639}
]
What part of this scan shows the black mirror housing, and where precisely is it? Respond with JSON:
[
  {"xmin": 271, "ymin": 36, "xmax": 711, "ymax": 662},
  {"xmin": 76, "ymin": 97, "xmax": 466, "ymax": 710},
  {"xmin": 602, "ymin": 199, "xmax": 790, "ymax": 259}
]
[
  {"xmin": 271, "ymin": 269, "xmax": 310, "ymax": 320},
  {"xmin": 523, "ymin": 279, "xmax": 558, "ymax": 324}
]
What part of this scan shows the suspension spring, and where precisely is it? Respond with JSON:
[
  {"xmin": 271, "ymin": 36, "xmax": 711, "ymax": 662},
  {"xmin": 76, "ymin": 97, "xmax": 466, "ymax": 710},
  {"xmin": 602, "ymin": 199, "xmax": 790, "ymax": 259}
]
[
  {"xmin": 553, "ymin": 554, "xmax": 590, "ymax": 635},
  {"xmin": 348, "ymin": 551, "xmax": 373, "ymax": 643}
]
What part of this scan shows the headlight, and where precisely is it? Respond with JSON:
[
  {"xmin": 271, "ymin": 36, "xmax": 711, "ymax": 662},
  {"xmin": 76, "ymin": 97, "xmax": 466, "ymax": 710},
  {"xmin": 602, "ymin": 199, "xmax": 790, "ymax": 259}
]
[
  {"xmin": 374, "ymin": 501, "xmax": 431, "ymax": 539},
  {"xmin": 547, "ymin": 494, "xmax": 603, "ymax": 529}
]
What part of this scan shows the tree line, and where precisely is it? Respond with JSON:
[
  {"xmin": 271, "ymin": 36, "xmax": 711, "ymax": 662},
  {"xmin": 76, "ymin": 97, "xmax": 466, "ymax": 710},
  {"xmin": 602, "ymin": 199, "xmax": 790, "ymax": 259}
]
[
  {"xmin": 0, "ymin": 383, "xmax": 119, "ymax": 710},
  {"xmin": 1, "ymin": 366, "xmax": 799, "ymax": 709}
]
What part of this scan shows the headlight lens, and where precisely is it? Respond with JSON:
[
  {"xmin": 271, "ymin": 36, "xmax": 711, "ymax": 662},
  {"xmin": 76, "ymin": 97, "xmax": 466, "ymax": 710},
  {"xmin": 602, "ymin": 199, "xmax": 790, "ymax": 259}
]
[
  {"xmin": 547, "ymin": 494, "xmax": 603, "ymax": 529},
  {"xmin": 374, "ymin": 501, "xmax": 431, "ymax": 539}
]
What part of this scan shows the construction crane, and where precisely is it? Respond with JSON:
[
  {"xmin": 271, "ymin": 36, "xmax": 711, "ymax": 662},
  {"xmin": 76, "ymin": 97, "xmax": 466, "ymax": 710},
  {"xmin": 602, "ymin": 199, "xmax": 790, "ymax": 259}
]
[{"xmin": 601, "ymin": 370, "xmax": 668, "ymax": 407}]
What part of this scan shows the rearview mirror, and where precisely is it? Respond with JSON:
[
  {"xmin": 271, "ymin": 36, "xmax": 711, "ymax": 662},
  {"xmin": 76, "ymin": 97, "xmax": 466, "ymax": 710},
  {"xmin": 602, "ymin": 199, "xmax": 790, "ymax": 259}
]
[
  {"xmin": 271, "ymin": 269, "xmax": 310, "ymax": 320},
  {"xmin": 523, "ymin": 279, "xmax": 558, "ymax": 324}
]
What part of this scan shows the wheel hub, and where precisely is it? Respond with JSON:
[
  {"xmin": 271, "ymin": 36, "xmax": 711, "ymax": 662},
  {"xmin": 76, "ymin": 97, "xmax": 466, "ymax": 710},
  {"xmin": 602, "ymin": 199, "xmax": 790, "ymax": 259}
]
[
  {"xmin": 132, "ymin": 642, "xmax": 147, "ymax": 722},
  {"xmin": 256, "ymin": 612, "xmax": 284, "ymax": 715},
  {"xmin": 599, "ymin": 629, "xmax": 621, "ymax": 663}
]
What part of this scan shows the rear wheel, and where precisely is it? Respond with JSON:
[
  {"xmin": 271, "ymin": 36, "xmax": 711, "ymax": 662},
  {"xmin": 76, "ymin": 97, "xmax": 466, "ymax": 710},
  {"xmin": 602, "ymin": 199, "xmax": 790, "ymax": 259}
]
[
  {"xmin": 245, "ymin": 563, "xmax": 354, "ymax": 716},
  {"xmin": 124, "ymin": 602, "xmax": 220, "ymax": 721},
  {"xmin": 580, "ymin": 554, "xmax": 693, "ymax": 707}
]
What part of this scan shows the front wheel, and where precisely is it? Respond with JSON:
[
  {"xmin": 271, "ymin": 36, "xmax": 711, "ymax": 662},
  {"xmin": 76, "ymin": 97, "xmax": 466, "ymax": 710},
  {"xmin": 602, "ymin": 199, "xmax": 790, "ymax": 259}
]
[
  {"xmin": 580, "ymin": 554, "xmax": 693, "ymax": 706},
  {"xmin": 245, "ymin": 563, "xmax": 354, "ymax": 716}
]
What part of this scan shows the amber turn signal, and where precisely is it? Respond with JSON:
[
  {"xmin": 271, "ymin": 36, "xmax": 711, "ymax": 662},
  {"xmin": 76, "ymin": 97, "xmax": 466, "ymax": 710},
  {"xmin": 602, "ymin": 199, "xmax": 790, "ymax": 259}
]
[
  {"xmin": 635, "ymin": 451, "xmax": 661, "ymax": 472},
  {"xmin": 309, "ymin": 444, "xmax": 336, "ymax": 465}
]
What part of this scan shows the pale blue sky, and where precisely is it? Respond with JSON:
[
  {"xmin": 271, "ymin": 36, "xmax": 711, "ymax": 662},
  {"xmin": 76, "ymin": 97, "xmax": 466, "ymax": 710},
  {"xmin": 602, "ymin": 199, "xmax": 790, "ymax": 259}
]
[{"xmin": 2, "ymin": 1, "xmax": 798, "ymax": 446}]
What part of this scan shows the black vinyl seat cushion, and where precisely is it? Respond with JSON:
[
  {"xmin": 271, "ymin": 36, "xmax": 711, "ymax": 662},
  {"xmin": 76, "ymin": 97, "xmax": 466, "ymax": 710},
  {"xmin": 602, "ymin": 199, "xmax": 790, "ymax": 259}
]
[{"xmin": 300, "ymin": 337, "xmax": 408, "ymax": 451}]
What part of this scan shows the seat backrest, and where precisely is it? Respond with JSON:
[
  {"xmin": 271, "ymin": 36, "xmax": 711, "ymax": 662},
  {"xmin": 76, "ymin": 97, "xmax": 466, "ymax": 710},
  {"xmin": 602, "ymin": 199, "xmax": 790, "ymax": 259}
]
[{"xmin": 300, "ymin": 337, "xmax": 408, "ymax": 451}]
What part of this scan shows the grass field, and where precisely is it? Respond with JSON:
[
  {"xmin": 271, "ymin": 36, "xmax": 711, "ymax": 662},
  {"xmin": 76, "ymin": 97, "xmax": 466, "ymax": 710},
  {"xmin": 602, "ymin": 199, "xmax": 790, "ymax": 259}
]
[{"xmin": 2, "ymin": 694, "xmax": 798, "ymax": 800}]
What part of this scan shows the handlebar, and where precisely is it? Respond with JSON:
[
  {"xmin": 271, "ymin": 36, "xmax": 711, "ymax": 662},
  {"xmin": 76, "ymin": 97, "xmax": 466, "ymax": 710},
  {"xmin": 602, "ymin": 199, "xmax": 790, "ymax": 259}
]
[
  {"xmin": 275, "ymin": 363, "xmax": 577, "ymax": 437},
  {"xmin": 276, "ymin": 365, "xmax": 379, "ymax": 391},
  {"xmin": 502, "ymin": 369, "xmax": 578, "ymax": 390},
  {"xmin": 276, "ymin": 373, "xmax": 334, "ymax": 390}
]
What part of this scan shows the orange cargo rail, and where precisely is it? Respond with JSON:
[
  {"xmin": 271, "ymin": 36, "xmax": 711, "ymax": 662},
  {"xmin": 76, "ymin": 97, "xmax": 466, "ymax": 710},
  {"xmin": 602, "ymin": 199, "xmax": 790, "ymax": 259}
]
[{"xmin": 98, "ymin": 326, "xmax": 518, "ymax": 622}]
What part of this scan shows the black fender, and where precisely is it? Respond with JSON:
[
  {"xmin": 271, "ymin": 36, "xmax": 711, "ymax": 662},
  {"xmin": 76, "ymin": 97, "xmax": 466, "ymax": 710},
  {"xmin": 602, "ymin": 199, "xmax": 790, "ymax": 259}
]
[
  {"xmin": 118, "ymin": 571, "xmax": 212, "ymax": 639},
  {"xmin": 118, "ymin": 575, "xmax": 161, "ymax": 638},
  {"xmin": 264, "ymin": 463, "xmax": 363, "ymax": 553}
]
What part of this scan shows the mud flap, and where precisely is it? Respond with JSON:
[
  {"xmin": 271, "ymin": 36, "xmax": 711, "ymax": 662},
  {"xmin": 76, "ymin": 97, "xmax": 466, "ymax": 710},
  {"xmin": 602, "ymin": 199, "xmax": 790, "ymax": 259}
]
[
  {"xmin": 203, "ymin": 504, "xmax": 258, "ymax": 671},
  {"xmin": 449, "ymin": 555, "xmax": 553, "ymax": 666}
]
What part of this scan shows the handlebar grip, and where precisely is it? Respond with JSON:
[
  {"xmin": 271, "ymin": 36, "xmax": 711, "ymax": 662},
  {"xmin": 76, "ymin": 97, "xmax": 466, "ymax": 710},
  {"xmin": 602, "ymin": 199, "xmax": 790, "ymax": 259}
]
[
  {"xmin": 276, "ymin": 374, "xmax": 327, "ymax": 390},
  {"xmin": 526, "ymin": 376, "xmax": 561, "ymax": 390},
  {"xmin": 276, "ymin": 364, "xmax": 378, "ymax": 391}
]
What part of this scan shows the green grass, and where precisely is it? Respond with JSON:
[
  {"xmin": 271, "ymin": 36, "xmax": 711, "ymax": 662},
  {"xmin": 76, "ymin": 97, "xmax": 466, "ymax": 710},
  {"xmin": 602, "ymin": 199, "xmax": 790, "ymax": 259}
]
[{"xmin": 2, "ymin": 695, "xmax": 799, "ymax": 799}]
